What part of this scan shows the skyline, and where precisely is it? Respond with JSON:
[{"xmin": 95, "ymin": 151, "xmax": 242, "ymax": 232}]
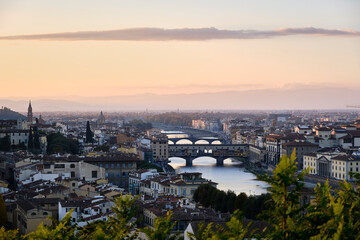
[{"xmin": 1, "ymin": 0, "xmax": 359, "ymax": 108}]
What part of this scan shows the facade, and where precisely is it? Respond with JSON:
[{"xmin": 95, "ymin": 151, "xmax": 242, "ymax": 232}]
[
  {"xmin": 151, "ymin": 134, "xmax": 169, "ymax": 162},
  {"xmin": 281, "ymin": 141, "xmax": 318, "ymax": 169},
  {"xmin": 27, "ymin": 101, "xmax": 33, "ymax": 123},
  {"xmin": 0, "ymin": 129, "xmax": 29, "ymax": 147},
  {"xmin": 303, "ymin": 151, "xmax": 360, "ymax": 181},
  {"xmin": 42, "ymin": 161, "xmax": 105, "ymax": 182},
  {"xmin": 83, "ymin": 155, "xmax": 139, "ymax": 189},
  {"xmin": 15, "ymin": 199, "xmax": 53, "ymax": 235},
  {"xmin": 128, "ymin": 169, "xmax": 158, "ymax": 195},
  {"xmin": 249, "ymin": 145, "xmax": 266, "ymax": 166}
]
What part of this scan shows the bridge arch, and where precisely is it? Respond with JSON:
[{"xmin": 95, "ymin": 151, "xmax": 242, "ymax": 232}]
[
  {"xmin": 195, "ymin": 140, "xmax": 210, "ymax": 145},
  {"xmin": 168, "ymin": 140, "xmax": 174, "ymax": 145},
  {"xmin": 192, "ymin": 156, "xmax": 217, "ymax": 164},
  {"xmin": 175, "ymin": 139, "xmax": 193, "ymax": 145},
  {"xmin": 211, "ymin": 140, "xmax": 222, "ymax": 145}
]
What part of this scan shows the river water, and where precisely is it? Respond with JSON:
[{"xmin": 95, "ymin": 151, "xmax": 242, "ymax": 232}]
[{"xmin": 169, "ymin": 157, "xmax": 269, "ymax": 195}]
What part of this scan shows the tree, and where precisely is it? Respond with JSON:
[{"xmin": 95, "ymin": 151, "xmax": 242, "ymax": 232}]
[
  {"xmin": 25, "ymin": 210, "xmax": 77, "ymax": 240},
  {"xmin": 213, "ymin": 210, "xmax": 253, "ymax": 240},
  {"xmin": 33, "ymin": 126, "xmax": 40, "ymax": 150},
  {"xmin": 0, "ymin": 135, "xmax": 11, "ymax": 152},
  {"xmin": 187, "ymin": 222, "xmax": 214, "ymax": 240},
  {"xmin": 0, "ymin": 227, "xmax": 18, "ymax": 240},
  {"xmin": 0, "ymin": 194, "xmax": 7, "ymax": 227},
  {"xmin": 28, "ymin": 127, "xmax": 34, "ymax": 150},
  {"xmin": 77, "ymin": 195, "xmax": 139, "ymax": 240},
  {"xmin": 258, "ymin": 149, "xmax": 308, "ymax": 239},
  {"xmin": 141, "ymin": 211, "xmax": 179, "ymax": 240},
  {"xmin": 85, "ymin": 121, "xmax": 94, "ymax": 143}
]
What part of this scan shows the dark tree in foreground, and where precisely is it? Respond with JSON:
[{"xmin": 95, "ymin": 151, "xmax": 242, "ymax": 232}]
[{"xmin": 85, "ymin": 121, "xmax": 94, "ymax": 143}]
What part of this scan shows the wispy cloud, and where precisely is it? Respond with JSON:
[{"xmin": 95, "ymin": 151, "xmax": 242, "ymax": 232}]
[{"xmin": 0, "ymin": 27, "xmax": 359, "ymax": 41}]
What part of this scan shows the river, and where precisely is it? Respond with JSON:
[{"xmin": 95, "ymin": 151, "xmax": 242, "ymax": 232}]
[{"xmin": 169, "ymin": 156, "xmax": 269, "ymax": 195}]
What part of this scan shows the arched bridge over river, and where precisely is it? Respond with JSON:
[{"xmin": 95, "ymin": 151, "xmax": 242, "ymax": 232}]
[{"xmin": 168, "ymin": 144, "xmax": 248, "ymax": 166}]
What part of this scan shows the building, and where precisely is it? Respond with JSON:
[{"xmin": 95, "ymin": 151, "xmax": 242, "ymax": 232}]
[
  {"xmin": 117, "ymin": 132, "xmax": 136, "ymax": 145},
  {"xmin": 151, "ymin": 134, "xmax": 169, "ymax": 162},
  {"xmin": 303, "ymin": 150, "xmax": 360, "ymax": 181},
  {"xmin": 42, "ymin": 160, "xmax": 105, "ymax": 182},
  {"xmin": 249, "ymin": 145, "xmax": 266, "ymax": 167},
  {"xmin": 128, "ymin": 169, "xmax": 158, "ymax": 195},
  {"xmin": 15, "ymin": 198, "xmax": 53, "ymax": 235},
  {"xmin": 27, "ymin": 101, "xmax": 33, "ymax": 123},
  {"xmin": 0, "ymin": 129, "xmax": 29, "ymax": 147},
  {"xmin": 98, "ymin": 111, "xmax": 105, "ymax": 125},
  {"xmin": 59, "ymin": 196, "xmax": 114, "ymax": 226},
  {"xmin": 281, "ymin": 141, "xmax": 318, "ymax": 169},
  {"xmin": 82, "ymin": 154, "xmax": 139, "ymax": 189}
]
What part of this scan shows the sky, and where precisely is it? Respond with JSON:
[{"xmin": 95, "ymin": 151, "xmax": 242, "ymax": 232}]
[{"xmin": 0, "ymin": 0, "xmax": 359, "ymax": 107}]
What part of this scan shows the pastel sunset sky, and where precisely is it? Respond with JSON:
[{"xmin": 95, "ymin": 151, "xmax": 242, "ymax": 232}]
[{"xmin": 0, "ymin": 0, "xmax": 359, "ymax": 101}]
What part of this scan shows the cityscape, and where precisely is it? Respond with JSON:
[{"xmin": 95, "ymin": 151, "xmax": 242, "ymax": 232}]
[{"xmin": 1, "ymin": 1, "xmax": 360, "ymax": 239}]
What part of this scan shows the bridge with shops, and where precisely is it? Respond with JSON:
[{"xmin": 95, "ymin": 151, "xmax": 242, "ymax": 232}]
[
  {"xmin": 168, "ymin": 137, "xmax": 224, "ymax": 145},
  {"xmin": 168, "ymin": 144, "xmax": 248, "ymax": 166}
]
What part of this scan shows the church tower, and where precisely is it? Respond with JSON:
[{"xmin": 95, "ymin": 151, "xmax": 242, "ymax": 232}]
[
  {"xmin": 98, "ymin": 111, "xmax": 105, "ymax": 124},
  {"xmin": 27, "ymin": 100, "xmax": 33, "ymax": 123}
]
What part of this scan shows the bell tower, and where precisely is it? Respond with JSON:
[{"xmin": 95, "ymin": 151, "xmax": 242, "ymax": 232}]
[{"xmin": 27, "ymin": 100, "xmax": 33, "ymax": 123}]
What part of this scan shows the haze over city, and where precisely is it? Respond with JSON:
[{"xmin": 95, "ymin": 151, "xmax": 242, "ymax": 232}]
[{"xmin": 1, "ymin": 0, "xmax": 359, "ymax": 111}]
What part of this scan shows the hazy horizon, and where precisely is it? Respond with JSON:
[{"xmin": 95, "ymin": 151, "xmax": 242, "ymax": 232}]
[{"xmin": 1, "ymin": 0, "xmax": 359, "ymax": 109}]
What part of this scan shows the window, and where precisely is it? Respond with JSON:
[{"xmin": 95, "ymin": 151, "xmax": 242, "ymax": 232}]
[
  {"xmin": 70, "ymin": 164, "xmax": 75, "ymax": 168},
  {"xmin": 71, "ymin": 172, "xmax": 75, "ymax": 178},
  {"xmin": 43, "ymin": 212, "xmax": 48, "ymax": 216},
  {"xmin": 111, "ymin": 164, "xmax": 114, "ymax": 168},
  {"xmin": 72, "ymin": 183, "xmax": 76, "ymax": 187},
  {"xmin": 92, "ymin": 171, "xmax": 97, "ymax": 178},
  {"xmin": 123, "ymin": 163, "xmax": 126, "ymax": 168},
  {"xmin": 182, "ymin": 189, "xmax": 186, "ymax": 196},
  {"xmin": 55, "ymin": 164, "xmax": 65, "ymax": 169},
  {"xmin": 128, "ymin": 163, "xmax": 132, "ymax": 168},
  {"xmin": 105, "ymin": 164, "xmax": 108, "ymax": 169},
  {"xmin": 100, "ymin": 164, "xmax": 103, "ymax": 167},
  {"xmin": 116, "ymin": 163, "xmax": 120, "ymax": 168}
]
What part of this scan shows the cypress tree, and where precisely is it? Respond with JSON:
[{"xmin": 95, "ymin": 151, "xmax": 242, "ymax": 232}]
[
  {"xmin": 85, "ymin": 121, "xmax": 94, "ymax": 143},
  {"xmin": 0, "ymin": 194, "xmax": 7, "ymax": 227},
  {"xmin": 28, "ymin": 127, "xmax": 34, "ymax": 150},
  {"xmin": 33, "ymin": 126, "xmax": 40, "ymax": 150}
]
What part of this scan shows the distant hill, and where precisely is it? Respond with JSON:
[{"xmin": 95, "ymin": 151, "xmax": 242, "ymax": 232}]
[
  {"xmin": 0, "ymin": 86, "xmax": 359, "ymax": 111},
  {"xmin": 0, "ymin": 107, "xmax": 26, "ymax": 120}
]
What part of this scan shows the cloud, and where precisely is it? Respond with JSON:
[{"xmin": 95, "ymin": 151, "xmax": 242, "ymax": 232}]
[{"xmin": 0, "ymin": 27, "xmax": 359, "ymax": 41}]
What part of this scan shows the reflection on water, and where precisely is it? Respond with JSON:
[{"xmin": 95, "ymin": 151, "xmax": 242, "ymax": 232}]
[{"xmin": 169, "ymin": 157, "xmax": 269, "ymax": 195}]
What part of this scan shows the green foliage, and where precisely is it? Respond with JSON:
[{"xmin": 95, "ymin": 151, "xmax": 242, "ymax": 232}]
[
  {"xmin": 193, "ymin": 184, "xmax": 270, "ymax": 218},
  {"xmin": 1, "ymin": 149, "xmax": 360, "ymax": 240},
  {"xmin": 77, "ymin": 195, "xmax": 139, "ymax": 240},
  {"xmin": 126, "ymin": 119, "xmax": 152, "ymax": 131},
  {"xmin": 93, "ymin": 145, "xmax": 110, "ymax": 152},
  {"xmin": 25, "ymin": 210, "xmax": 77, "ymax": 240},
  {"xmin": 213, "ymin": 210, "xmax": 252, "ymax": 240},
  {"xmin": 85, "ymin": 121, "xmax": 94, "ymax": 143},
  {"xmin": 258, "ymin": 149, "xmax": 308, "ymax": 239},
  {"xmin": 0, "ymin": 195, "xmax": 7, "ymax": 227},
  {"xmin": 148, "ymin": 113, "xmax": 194, "ymax": 127},
  {"xmin": 137, "ymin": 161, "xmax": 163, "ymax": 172},
  {"xmin": 141, "ymin": 211, "xmax": 179, "ymax": 240},
  {"xmin": 187, "ymin": 222, "xmax": 214, "ymax": 240},
  {"xmin": 0, "ymin": 227, "xmax": 18, "ymax": 240},
  {"xmin": 47, "ymin": 133, "xmax": 79, "ymax": 154}
]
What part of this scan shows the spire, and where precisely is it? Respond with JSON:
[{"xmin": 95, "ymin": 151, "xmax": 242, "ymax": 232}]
[{"xmin": 27, "ymin": 100, "xmax": 33, "ymax": 123}]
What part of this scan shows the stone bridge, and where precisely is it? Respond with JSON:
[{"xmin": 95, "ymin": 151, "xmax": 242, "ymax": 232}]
[
  {"xmin": 168, "ymin": 137, "xmax": 224, "ymax": 145},
  {"xmin": 168, "ymin": 144, "xmax": 248, "ymax": 166}
]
